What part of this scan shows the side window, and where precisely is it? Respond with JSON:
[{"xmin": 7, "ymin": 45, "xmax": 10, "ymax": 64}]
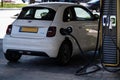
[
  {"xmin": 74, "ymin": 7, "xmax": 92, "ymax": 20},
  {"xmin": 35, "ymin": 9, "xmax": 49, "ymax": 19},
  {"xmin": 63, "ymin": 7, "xmax": 76, "ymax": 22},
  {"xmin": 23, "ymin": 8, "xmax": 34, "ymax": 19}
]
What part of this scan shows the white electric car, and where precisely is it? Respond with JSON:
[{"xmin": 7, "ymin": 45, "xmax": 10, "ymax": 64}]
[{"xmin": 3, "ymin": 2, "xmax": 99, "ymax": 64}]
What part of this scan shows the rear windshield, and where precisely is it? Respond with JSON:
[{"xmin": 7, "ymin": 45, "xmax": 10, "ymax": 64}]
[{"xmin": 18, "ymin": 7, "xmax": 56, "ymax": 21}]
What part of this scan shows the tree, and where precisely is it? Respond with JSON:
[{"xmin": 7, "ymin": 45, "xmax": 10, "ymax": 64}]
[
  {"xmin": 29, "ymin": 0, "xmax": 35, "ymax": 4},
  {"xmin": 1, "ymin": 0, "xmax": 3, "ymax": 7}
]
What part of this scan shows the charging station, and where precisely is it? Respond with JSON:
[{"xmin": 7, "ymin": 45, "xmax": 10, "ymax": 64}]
[{"xmin": 100, "ymin": 0, "xmax": 120, "ymax": 67}]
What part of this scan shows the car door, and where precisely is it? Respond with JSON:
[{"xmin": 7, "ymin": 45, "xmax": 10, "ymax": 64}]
[
  {"xmin": 63, "ymin": 6, "xmax": 98, "ymax": 51},
  {"xmin": 73, "ymin": 6, "xmax": 98, "ymax": 51}
]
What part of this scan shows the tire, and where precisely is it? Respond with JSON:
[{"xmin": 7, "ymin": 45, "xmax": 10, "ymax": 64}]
[
  {"xmin": 57, "ymin": 40, "xmax": 72, "ymax": 65},
  {"xmin": 4, "ymin": 51, "xmax": 22, "ymax": 62}
]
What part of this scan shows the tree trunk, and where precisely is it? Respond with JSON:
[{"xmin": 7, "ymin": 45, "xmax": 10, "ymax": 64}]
[
  {"xmin": 1, "ymin": 0, "xmax": 3, "ymax": 7},
  {"xmin": 29, "ymin": 0, "xmax": 35, "ymax": 4}
]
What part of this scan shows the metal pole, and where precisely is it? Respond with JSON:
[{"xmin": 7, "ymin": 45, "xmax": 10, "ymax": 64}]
[
  {"xmin": 117, "ymin": 0, "xmax": 120, "ymax": 64},
  {"xmin": 29, "ymin": 0, "xmax": 35, "ymax": 4}
]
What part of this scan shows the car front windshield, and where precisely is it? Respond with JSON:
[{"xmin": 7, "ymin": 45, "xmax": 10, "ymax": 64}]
[{"xmin": 18, "ymin": 7, "xmax": 56, "ymax": 21}]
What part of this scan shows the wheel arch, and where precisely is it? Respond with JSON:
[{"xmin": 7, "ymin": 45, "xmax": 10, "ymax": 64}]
[
  {"xmin": 59, "ymin": 37, "xmax": 73, "ymax": 56},
  {"xmin": 64, "ymin": 37, "xmax": 73, "ymax": 49},
  {"xmin": 56, "ymin": 37, "xmax": 73, "ymax": 65}
]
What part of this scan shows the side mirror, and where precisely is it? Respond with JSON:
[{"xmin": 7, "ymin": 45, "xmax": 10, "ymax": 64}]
[
  {"xmin": 60, "ymin": 27, "xmax": 73, "ymax": 35},
  {"xmin": 94, "ymin": 14, "xmax": 100, "ymax": 20}
]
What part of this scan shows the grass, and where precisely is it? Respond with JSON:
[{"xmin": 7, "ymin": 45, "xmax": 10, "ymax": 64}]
[{"xmin": 0, "ymin": 2, "xmax": 27, "ymax": 8}]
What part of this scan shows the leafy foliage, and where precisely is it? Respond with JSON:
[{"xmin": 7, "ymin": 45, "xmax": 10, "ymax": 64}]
[{"xmin": 0, "ymin": 2, "xmax": 27, "ymax": 8}]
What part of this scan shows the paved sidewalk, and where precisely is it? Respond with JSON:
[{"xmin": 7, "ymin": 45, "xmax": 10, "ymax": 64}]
[
  {"xmin": 0, "ymin": 9, "xmax": 21, "ymax": 39},
  {"xmin": 0, "ymin": 8, "xmax": 21, "ymax": 10}
]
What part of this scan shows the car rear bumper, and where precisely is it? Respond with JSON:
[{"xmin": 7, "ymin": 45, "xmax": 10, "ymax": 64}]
[
  {"xmin": 6, "ymin": 49, "xmax": 49, "ymax": 57},
  {"xmin": 3, "ymin": 36, "xmax": 61, "ymax": 58}
]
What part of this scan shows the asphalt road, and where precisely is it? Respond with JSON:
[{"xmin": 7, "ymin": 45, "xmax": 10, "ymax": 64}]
[
  {"xmin": 0, "ymin": 9, "xmax": 21, "ymax": 39},
  {"xmin": 0, "ymin": 39, "xmax": 90, "ymax": 80},
  {"xmin": 1, "ymin": 39, "xmax": 120, "ymax": 80}
]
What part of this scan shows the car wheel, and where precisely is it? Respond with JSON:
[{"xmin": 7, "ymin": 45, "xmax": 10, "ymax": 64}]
[
  {"xmin": 57, "ymin": 40, "xmax": 72, "ymax": 65},
  {"xmin": 4, "ymin": 51, "xmax": 22, "ymax": 62}
]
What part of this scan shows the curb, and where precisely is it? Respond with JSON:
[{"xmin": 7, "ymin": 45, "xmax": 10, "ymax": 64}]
[{"xmin": 0, "ymin": 8, "xmax": 21, "ymax": 10}]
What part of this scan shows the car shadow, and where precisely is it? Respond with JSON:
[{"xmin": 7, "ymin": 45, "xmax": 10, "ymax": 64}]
[{"xmin": 6, "ymin": 51, "xmax": 100, "ymax": 75}]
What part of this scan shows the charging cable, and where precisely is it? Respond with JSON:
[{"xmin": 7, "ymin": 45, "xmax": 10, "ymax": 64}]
[{"xmin": 60, "ymin": 26, "xmax": 101, "ymax": 75}]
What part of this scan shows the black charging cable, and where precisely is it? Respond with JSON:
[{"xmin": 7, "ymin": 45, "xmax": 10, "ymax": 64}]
[
  {"xmin": 60, "ymin": 26, "xmax": 101, "ymax": 75},
  {"xmin": 74, "ymin": 0, "xmax": 104, "ymax": 75},
  {"xmin": 75, "ymin": 20, "xmax": 101, "ymax": 75}
]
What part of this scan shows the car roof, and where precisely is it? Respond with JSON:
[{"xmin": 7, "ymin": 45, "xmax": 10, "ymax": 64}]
[
  {"xmin": 24, "ymin": 2, "xmax": 82, "ymax": 11},
  {"xmin": 88, "ymin": 0, "xmax": 99, "ymax": 3}
]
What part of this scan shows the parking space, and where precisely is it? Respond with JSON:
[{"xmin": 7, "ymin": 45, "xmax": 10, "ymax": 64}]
[{"xmin": 0, "ymin": 39, "xmax": 120, "ymax": 80}]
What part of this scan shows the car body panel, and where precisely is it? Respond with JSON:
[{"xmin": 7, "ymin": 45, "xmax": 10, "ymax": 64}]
[
  {"xmin": 11, "ymin": 20, "xmax": 52, "ymax": 39},
  {"xmin": 3, "ymin": 2, "xmax": 99, "ymax": 58},
  {"xmin": 3, "ymin": 35, "xmax": 60, "ymax": 57}
]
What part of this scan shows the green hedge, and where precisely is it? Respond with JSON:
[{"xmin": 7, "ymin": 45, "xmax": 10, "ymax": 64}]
[{"xmin": 0, "ymin": 2, "xmax": 27, "ymax": 8}]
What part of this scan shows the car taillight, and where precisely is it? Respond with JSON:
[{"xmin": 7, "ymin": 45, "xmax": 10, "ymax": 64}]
[
  {"xmin": 47, "ymin": 26, "xmax": 56, "ymax": 37},
  {"xmin": 6, "ymin": 25, "xmax": 12, "ymax": 35}
]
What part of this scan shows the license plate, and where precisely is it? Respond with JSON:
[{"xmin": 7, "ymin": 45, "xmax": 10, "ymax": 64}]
[{"xmin": 20, "ymin": 27, "xmax": 38, "ymax": 33}]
